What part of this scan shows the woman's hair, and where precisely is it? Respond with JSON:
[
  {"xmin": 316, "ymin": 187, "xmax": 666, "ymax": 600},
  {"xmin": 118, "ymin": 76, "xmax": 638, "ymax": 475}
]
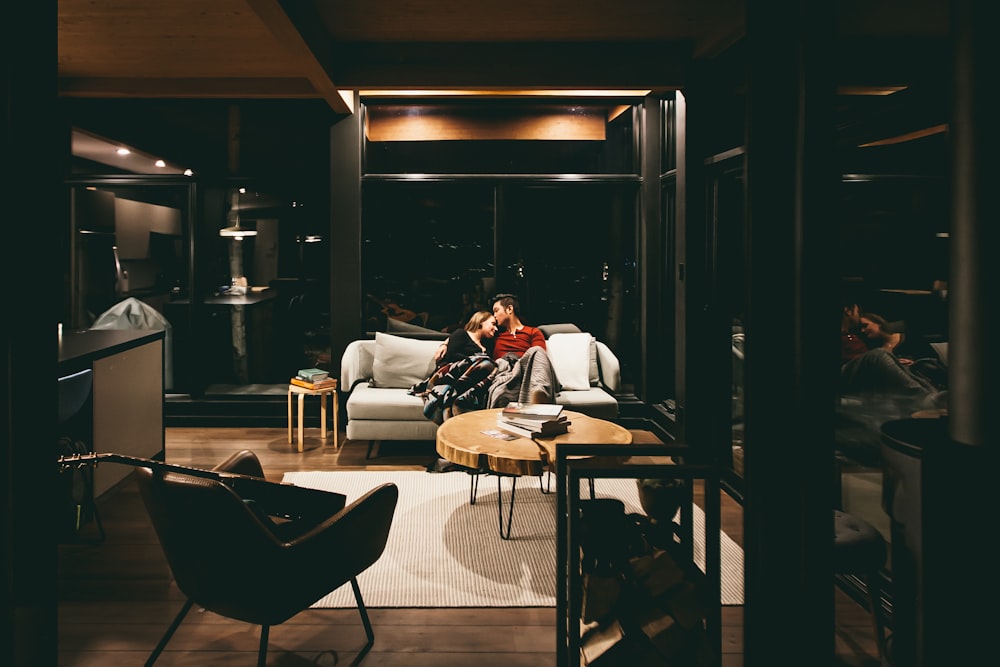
[
  {"xmin": 492, "ymin": 293, "xmax": 520, "ymax": 316},
  {"xmin": 464, "ymin": 310, "xmax": 494, "ymax": 333},
  {"xmin": 860, "ymin": 311, "xmax": 893, "ymax": 332},
  {"xmin": 861, "ymin": 311, "xmax": 905, "ymax": 349}
]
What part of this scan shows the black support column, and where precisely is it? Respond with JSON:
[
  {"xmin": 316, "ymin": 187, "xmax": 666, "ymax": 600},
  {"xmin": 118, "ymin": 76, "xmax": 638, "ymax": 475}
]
[
  {"xmin": 879, "ymin": 3, "xmax": 996, "ymax": 665},
  {"xmin": 2, "ymin": 2, "xmax": 61, "ymax": 665},
  {"xmin": 742, "ymin": 2, "xmax": 837, "ymax": 662}
]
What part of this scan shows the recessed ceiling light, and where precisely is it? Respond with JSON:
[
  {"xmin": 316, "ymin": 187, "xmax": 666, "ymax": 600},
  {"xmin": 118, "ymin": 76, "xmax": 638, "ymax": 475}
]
[
  {"xmin": 117, "ymin": 148, "xmax": 130, "ymax": 156},
  {"xmin": 155, "ymin": 159, "xmax": 166, "ymax": 168}
]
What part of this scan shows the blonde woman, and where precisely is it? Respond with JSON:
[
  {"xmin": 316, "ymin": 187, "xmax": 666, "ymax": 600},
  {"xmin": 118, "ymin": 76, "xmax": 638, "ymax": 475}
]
[{"xmin": 439, "ymin": 310, "xmax": 497, "ymax": 365}]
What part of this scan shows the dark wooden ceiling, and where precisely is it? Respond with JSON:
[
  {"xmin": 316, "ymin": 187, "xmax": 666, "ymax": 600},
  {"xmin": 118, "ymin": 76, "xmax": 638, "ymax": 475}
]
[{"xmin": 59, "ymin": 1, "xmax": 950, "ymax": 115}]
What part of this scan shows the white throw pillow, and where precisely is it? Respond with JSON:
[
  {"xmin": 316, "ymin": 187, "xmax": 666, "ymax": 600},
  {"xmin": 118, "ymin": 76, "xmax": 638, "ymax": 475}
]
[
  {"xmin": 372, "ymin": 332, "xmax": 440, "ymax": 388},
  {"xmin": 546, "ymin": 333, "xmax": 593, "ymax": 391}
]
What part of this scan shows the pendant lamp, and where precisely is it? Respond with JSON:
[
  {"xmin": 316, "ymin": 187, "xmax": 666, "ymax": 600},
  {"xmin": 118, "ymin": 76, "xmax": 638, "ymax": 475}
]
[{"xmin": 220, "ymin": 187, "xmax": 257, "ymax": 238}]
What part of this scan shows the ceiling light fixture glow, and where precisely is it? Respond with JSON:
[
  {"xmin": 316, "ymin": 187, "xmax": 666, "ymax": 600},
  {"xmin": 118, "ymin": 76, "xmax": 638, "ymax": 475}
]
[{"xmin": 219, "ymin": 187, "xmax": 257, "ymax": 239}]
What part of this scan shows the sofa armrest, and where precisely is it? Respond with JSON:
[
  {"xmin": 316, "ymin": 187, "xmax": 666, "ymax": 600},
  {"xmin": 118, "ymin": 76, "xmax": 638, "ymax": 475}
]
[
  {"xmin": 595, "ymin": 341, "xmax": 621, "ymax": 393},
  {"xmin": 340, "ymin": 339, "xmax": 375, "ymax": 391}
]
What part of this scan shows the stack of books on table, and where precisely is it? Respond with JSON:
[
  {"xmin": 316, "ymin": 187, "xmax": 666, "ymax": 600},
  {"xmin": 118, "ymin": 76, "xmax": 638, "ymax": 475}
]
[
  {"xmin": 496, "ymin": 403, "xmax": 570, "ymax": 438},
  {"xmin": 291, "ymin": 368, "xmax": 336, "ymax": 390}
]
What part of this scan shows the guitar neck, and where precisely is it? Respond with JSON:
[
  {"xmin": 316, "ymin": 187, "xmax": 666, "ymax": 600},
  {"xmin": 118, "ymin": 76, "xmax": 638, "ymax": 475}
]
[
  {"xmin": 57, "ymin": 452, "xmax": 349, "ymax": 522},
  {"xmin": 59, "ymin": 452, "xmax": 240, "ymax": 483}
]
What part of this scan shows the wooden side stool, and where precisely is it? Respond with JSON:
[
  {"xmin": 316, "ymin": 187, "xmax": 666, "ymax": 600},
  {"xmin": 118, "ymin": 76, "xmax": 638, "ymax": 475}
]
[{"xmin": 287, "ymin": 380, "xmax": 339, "ymax": 452}]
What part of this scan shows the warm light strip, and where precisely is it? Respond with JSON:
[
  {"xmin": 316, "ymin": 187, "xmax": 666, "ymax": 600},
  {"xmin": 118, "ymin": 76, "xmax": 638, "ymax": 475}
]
[
  {"xmin": 859, "ymin": 123, "xmax": 948, "ymax": 147},
  {"xmin": 837, "ymin": 86, "xmax": 908, "ymax": 96},
  {"xmin": 365, "ymin": 107, "xmax": 607, "ymax": 141},
  {"xmin": 360, "ymin": 89, "xmax": 651, "ymax": 98}
]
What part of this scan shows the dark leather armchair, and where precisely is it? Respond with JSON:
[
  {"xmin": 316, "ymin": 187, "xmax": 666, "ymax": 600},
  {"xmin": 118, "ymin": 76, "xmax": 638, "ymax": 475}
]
[{"xmin": 136, "ymin": 450, "xmax": 398, "ymax": 666}]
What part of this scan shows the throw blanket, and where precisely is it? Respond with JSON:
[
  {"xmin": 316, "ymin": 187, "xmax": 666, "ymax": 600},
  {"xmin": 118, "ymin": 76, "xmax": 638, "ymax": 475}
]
[
  {"xmin": 409, "ymin": 354, "xmax": 496, "ymax": 424},
  {"xmin": 486, "ymin": 347, "xmax": 559, "ymax": 409},
  {"xmin": 410, "ymin": 347, "xmax": 560, "ymax": 424}
]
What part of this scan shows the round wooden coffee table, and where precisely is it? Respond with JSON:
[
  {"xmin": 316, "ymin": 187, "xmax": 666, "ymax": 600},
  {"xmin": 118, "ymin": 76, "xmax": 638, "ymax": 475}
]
[{"xmin": 436, "ymin": 408, "xmax": 632, "ymax": 539}]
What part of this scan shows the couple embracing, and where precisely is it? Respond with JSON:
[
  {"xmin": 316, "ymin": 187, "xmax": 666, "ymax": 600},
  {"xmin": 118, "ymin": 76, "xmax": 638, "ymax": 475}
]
[{"xmin": 410, "ymin": 294, "xmax": 558, "ymax": 424}]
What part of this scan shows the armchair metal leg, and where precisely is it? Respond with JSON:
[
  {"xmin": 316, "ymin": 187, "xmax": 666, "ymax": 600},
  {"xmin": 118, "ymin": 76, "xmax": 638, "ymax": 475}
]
[
  {"xmin": 257, "ymin": 625, "xmax": 270, "ymax": 667},
  {"xmin": 145, "ymin": 598, "xmax": 195, "ymax": 666},
  {"xmin": 350, "ymin": 577, "xmax": 375, "ymax": 666}
]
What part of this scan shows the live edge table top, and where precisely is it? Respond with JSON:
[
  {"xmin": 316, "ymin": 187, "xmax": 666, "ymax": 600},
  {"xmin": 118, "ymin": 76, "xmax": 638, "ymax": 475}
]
[{"xmin": 435, "ymin": 408, "xmax": 632, "ymax": 477}]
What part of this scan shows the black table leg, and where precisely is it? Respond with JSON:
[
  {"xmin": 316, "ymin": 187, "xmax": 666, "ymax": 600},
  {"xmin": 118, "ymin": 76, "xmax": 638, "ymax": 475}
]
[
  {"xmin": 468, "ymin": 469, "xmax": 481, "ymax": 505},
  {"xmin": 497, "ymin": 474, "xmax": 517, "ymax": 540}
]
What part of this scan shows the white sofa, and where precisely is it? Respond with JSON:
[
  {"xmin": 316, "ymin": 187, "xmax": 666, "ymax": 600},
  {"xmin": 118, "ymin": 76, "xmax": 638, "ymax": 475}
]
[{"xmin": 340, "ymin": 327, "xmax": 621, "ymax": 457}]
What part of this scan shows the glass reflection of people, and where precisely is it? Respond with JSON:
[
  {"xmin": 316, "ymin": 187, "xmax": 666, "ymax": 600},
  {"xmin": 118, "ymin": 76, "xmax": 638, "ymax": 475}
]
[
  {"xmin": 841, "ymin": 302, "xmax": 868, "ymax": 364},
  {"xmin": 859, "ymin": 312, "xmax": 907, "ymax": 361},
  {"xmin": 841, "ymin": 309, "xmax": 939, "ymax": 400}
]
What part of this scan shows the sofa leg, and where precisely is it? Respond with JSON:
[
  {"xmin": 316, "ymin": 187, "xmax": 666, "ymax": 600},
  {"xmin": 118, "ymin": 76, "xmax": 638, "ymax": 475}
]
[{"xmin": 366, "ymin": 441, "xmax": 379, "ymax": 459}]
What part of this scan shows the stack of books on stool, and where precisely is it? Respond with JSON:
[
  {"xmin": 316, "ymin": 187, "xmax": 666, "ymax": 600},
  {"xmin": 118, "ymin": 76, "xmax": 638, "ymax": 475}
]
[
  {"xmin": 496, "ymin": 403, "xmax": 570, "ymax": 438},
  {"xmin": 290, "ymin": 368, "xmax": 336, "ymax": 390}
]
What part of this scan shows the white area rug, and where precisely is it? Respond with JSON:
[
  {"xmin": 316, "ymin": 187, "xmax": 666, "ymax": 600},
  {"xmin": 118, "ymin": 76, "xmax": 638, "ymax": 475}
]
[{"xmin": 282, "ymin": 470, "xmax": 744, "ymax": 608}]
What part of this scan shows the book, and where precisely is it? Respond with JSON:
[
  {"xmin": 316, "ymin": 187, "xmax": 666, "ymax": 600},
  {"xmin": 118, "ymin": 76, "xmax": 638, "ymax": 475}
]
[
  {"xmin": 290, "ymin": 376, "xmax": 336, "ymax": 390},
  {"xmin": 495, "ymin": 415, "xmax": 569, "ymax": 439},
  {"xmin": 500, "ymin": 414, "xmax": 570, "ymax": 431},
  {"xmin": 501, "ymin": 402, "xmax": 564, "ymax": 419},
  {"xmin": 297, "ymin": 367, "xmax": 330, "ymax": 382}
]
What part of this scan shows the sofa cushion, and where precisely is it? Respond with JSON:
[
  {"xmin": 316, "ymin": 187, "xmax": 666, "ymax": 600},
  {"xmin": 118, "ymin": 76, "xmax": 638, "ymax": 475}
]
[
  {"xmin": 387, "ymin": 318, "xmax": 448, "ymax": 340},
  {"xmin": 346, "ymin": 384, "xmax": 429, "ymax": 421},
  {"xmin": 555, "ymin": 387, "xmax": 618, "ymax": 421},
  {"xmin": 538, "ymin": 323, "xmax": 583, "ymax": 337},
  {"xmin": 372, "ymin": 332, "xmax": 439, "ymax": 388},
  {"xmin": 546, "ymin": 332, "xmax": 594, "ymax": 391}
]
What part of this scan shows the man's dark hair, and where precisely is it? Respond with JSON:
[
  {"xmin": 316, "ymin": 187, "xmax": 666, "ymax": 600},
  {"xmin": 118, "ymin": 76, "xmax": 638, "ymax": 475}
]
[{"xmin": 492, "ymin": 293, "xmax": 520, "ymax": 316}]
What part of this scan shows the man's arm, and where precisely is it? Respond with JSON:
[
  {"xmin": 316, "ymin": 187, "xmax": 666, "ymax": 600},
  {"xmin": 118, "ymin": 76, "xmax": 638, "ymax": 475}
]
[{"xmin": 526, "ymin": 327, "xmax": 546, "ymax": 349}]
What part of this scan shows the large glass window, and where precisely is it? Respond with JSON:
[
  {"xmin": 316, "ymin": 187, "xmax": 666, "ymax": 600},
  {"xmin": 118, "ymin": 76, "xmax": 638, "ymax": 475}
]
[
  {"xmin": 67, "ymin": 179, "xmax": 191, "ymax": 330},
  {"xmin": 66, "ymin": 178, "xmax": 192, "ymax": 392},
  {"xmin": 360, "ymin": 180, "xmax": 640, "ymax": 393},
  {"xmin": 833, "ymin": 87, "xmax": 951, "ymax": 597},
  {"xmin": 499, "ymin": 183, "xmax": 639, "ymax": 380},
  {"xmin": 361, "ymin": 182, "xmax": 496, "ymax": 333},
  {"xmin": 360, "ymin": 98, "xmax": 643, "ymax": 393}
]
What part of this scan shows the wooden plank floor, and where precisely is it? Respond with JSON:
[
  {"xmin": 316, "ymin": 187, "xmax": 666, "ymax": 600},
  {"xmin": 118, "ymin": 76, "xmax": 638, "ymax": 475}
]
[{"xmin": 57, "ymin": 427, "xmax": 881, "ymax": 666}]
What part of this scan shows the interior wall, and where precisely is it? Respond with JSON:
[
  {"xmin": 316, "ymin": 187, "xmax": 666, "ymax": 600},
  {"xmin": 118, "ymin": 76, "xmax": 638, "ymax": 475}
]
[{"xmin": 329, "ymin": 96, "xmax": 363, "ymax": 374}]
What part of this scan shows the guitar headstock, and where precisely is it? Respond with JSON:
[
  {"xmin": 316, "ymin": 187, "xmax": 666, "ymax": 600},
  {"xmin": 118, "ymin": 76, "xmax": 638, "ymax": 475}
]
[{"xmin": 57, "ymin": 452, "xmax": 114, "ymax": 470}]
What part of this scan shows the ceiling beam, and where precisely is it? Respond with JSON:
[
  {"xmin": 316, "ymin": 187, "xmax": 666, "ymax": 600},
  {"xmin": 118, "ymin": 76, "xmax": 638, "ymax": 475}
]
[
  {"xmin": 58, "ymin": 77, "xmax": 321, "ymax": 99},
  {"xmin": 245, "ymin": 0, "xmax": 353, "ymax": 114},
  {"xmin": 330, "ymin": 41, "xmax": 691, "ymax": 90}
]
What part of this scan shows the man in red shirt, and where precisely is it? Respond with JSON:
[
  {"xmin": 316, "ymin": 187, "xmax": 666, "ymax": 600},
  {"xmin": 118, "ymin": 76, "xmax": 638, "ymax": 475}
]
[
  {"xmin": 490, "ymin": 293, "xmax": 546, "ymax": 360},
  {"xmin": 487, "ymin": 293, "xmax": 557, "ymax": 404}
]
